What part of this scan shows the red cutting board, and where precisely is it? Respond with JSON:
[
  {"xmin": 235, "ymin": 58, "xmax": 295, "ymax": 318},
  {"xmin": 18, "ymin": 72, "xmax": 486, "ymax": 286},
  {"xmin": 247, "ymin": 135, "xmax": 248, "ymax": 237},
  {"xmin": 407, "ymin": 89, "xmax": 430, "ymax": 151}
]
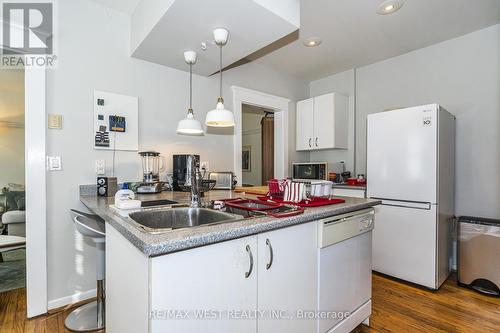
[{"xmin": 257, "ymin": 196, "xmax": 345, "ymax": 207}]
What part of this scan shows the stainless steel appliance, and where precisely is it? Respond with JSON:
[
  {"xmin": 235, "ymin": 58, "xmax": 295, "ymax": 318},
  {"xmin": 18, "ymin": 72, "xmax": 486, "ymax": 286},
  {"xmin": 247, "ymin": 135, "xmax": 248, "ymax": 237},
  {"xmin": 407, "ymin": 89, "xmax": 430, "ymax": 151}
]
[
  {"xmin": 367, "ymin": 104, "xmax": 455, "ymax": 289},
  {"xmin": 208, "ymin": 172, "xmax": 236, "ymax": 190},
  {"xmin": 292, "ymin": 162, "xmax": 328, "ymax": 180},
  {"xmin": 172, "ymin": 154, "xmax": 200, "ymax": 191},
  {"xmin": 137, "ymin": 151, "xmax": 163, "ymax": 194},
  {"xmin": 292, "ymin": 162, "xmax": 328, "ymax": 181},
  {"xmin": 317, "ymin": 208, "xmax": 374, "ymax": 332},
  {"xmin": 458, "ymin": 216, "xmax": 500, "ymax": 295}
]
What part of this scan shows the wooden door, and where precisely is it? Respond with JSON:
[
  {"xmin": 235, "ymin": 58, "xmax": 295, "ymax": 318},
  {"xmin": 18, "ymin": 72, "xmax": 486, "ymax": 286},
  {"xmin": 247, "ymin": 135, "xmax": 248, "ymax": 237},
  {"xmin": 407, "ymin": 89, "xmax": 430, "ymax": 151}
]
[{"xmin": 261, "ymin": 116, "xmax": 274, "ymax": 185}]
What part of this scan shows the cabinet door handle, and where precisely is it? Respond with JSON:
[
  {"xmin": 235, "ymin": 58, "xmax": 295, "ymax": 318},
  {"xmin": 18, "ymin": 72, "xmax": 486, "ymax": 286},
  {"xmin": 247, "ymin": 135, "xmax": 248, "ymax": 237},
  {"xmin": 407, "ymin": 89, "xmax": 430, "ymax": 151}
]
[
  {"xmin": 308, "ymin": 138, "xmax": 312, "ymax": 148},
  {"xmin": 315, "ymin": 137, "xmax": 318, "ymax": 147},
  {"xmin": 245, "ymin": 245, "xmax": 254, "ymax": 278},
  {"xmin": 265, "ymin": 238, "xmax": 274, "ymax": 270}
]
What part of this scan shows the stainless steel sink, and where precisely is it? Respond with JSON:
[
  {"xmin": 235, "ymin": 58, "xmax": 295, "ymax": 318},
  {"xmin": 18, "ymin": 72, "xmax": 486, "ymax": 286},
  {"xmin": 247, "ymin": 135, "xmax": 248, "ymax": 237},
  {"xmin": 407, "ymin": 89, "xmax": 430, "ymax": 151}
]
[{"xmin": 128, "ymin": 207, "xmax": 242, "ymax": 233}]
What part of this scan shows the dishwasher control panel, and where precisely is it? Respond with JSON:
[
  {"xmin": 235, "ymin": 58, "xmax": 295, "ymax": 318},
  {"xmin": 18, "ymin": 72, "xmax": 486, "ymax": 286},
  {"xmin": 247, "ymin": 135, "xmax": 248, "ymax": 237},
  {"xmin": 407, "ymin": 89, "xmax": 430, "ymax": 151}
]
[{"xmin": 318, "ymin": 208, "xmax": 374, "ymax": 248}]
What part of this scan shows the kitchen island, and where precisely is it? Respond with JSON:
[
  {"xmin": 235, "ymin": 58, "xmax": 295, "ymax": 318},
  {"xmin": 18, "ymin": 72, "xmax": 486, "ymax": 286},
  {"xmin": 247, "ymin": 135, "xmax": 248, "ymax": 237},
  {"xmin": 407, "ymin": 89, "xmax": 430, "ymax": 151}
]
[{"xmin": 80, "ymin": 189, "xmax": 380, "ymax": 333}]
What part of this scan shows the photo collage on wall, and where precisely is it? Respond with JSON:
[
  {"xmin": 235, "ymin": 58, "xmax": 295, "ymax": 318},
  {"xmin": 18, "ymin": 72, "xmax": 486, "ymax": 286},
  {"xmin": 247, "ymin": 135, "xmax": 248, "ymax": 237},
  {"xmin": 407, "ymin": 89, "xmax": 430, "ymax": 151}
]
[{"xmin": 93, "ymin": 90, "xmax": 138, "ymax": 151}]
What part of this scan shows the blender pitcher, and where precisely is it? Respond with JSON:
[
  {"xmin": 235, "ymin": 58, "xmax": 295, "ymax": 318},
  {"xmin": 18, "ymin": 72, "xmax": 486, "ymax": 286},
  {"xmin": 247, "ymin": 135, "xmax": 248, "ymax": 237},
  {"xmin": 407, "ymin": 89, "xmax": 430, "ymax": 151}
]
[{"xmin": 139, "ymin": 151, "xmax": 163, "ymax": 183}]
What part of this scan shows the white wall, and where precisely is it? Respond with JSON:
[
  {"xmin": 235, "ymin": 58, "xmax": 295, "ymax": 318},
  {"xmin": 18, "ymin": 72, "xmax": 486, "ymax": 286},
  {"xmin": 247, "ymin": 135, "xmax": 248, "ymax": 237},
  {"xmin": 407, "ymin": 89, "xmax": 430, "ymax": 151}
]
[
  {"xmin": 0, "ymin": 127, "xmax": 25, "ymax": 187},
  {"xmin": 0, "ymin": 69, "xmax": 25, "ymax": 187},
  {"xmin": 46, "ymin": 0, "xmax": 308, "ymax": 306},
  {"xmin": 309, "ymin": 24, "xmax": 500, "ymax": 219},
  {"xmin": 242, "ymin": 111, "xmax": 263, "ymax": 186},
  {"xmin": 309, "ymin": 69, "xmax": 355, "ymax": 173},
  {"xmin": 356, "ymin": 24, "xmax": 499, "ymax": 219}
]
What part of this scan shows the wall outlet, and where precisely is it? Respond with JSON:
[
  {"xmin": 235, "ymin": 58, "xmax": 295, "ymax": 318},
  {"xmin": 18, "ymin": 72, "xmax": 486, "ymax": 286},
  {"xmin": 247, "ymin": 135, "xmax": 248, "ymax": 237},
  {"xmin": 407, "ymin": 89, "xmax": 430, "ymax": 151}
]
[
  {"xmin": 95, "ymin": 159, "xmax": 106, "ymax": 175},
  {"xmin": 200, "ymin": 161, "xmax": 209, "ymax": 172}
]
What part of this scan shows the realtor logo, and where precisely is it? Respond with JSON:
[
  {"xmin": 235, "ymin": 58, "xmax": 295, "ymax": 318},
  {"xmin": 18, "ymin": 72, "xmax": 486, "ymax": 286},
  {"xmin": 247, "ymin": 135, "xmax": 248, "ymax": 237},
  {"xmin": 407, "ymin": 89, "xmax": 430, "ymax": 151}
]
[{"xmin": 2, "ymin": 2, "xmax": 53, "ymax": 54}]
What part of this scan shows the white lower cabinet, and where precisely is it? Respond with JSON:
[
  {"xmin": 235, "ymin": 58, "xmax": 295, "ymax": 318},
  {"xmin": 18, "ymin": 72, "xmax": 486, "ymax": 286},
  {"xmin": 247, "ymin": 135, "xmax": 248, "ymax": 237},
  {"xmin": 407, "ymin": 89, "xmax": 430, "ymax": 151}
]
[
  {"xmin": 332, "ymin": 187, "xmax": 366, "ymax": 198},
  {"xmin": 257, "ymin": 222, "xmax": 318, "ymax": 333},
  {"xmin": 150, "ymin": 235, "xmax": 258, "ymax": 333},
  {"xmin": 149, "ymin": 222, "xmax": 318, "ymax": 333},
  {"xmin": 107, "ymin": 213, "xmax": 373, "ymax": 333}
]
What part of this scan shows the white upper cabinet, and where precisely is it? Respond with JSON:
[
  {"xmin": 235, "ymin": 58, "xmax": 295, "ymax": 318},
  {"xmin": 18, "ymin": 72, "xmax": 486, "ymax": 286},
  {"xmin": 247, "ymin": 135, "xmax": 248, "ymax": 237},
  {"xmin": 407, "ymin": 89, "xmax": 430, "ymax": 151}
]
[
  {"xmin": 296, "ymin": 93, "xmax": 349, "ymax": 151},
  {"xmin": 296, "ymin": 98, "xmax": 314, "ymax": 150}
]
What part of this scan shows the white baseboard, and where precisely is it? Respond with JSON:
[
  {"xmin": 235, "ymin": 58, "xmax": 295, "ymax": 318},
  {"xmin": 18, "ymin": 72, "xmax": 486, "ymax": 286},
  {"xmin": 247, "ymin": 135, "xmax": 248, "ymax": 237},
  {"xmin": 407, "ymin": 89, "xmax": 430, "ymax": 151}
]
[{"xmin": 48, "ymin": 288, "xmax": 96, "ymax": 310}]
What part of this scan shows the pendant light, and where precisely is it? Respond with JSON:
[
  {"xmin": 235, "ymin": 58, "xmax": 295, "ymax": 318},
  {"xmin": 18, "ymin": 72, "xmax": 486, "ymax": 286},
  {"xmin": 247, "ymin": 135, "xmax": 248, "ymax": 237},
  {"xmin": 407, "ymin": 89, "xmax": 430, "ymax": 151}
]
[
  {"xmin": 177, "ymin": 51, "xmax": 204, "ymax": 135},
  {"xmin": 205, "ymin": 28, "xmax": 235, "ymax": 127}
]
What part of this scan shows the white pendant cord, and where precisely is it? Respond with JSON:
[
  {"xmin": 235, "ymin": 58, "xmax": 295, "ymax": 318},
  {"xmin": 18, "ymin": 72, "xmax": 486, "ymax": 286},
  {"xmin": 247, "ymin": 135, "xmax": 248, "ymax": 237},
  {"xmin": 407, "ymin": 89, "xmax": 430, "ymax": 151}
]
[
  {"xmin": 189, "ymin": 62, "xmax": 193, "ymax": 113},
  {"xmin": 219, "ymin": 44, "xmax": 223, "ymax": 100}
]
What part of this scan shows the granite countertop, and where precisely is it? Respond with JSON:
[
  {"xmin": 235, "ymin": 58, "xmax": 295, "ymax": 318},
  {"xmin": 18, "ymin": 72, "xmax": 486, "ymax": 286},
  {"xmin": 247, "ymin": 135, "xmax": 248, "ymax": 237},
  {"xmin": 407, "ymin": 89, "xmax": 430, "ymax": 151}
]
[{"xmin": 80, "ymin": 189, "xmax": 380, "ymax": 257}]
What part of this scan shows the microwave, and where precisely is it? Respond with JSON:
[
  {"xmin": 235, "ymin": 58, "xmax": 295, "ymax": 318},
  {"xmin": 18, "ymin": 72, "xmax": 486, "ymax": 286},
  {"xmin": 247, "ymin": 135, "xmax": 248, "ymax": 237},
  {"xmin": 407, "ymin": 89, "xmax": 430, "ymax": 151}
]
[{"xmin": 292, "ymin": 162, "xmax": 328, "ymax": 181}]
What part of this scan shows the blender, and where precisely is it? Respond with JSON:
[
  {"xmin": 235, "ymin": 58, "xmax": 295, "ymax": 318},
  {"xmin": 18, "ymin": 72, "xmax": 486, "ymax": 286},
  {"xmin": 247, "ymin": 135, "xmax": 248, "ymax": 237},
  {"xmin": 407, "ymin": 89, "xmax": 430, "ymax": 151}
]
[{"xmin": 136, "ymin": 151, "xmax": 164, "ymax": 194}]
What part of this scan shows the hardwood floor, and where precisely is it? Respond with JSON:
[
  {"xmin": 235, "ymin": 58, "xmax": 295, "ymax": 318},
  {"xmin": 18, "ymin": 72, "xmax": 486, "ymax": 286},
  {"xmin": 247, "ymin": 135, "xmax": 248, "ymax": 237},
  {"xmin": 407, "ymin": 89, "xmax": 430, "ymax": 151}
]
[
  {"xmin": 0, "ymin": 288, "xmax": 102, "ymax": 333},
  {"xmin": 359, "ymin": 273, "xmax": 500, "ymax": 333},
  {"xmin": 1, "ymin": 273, "xmax": 499, "ymax": 332}
]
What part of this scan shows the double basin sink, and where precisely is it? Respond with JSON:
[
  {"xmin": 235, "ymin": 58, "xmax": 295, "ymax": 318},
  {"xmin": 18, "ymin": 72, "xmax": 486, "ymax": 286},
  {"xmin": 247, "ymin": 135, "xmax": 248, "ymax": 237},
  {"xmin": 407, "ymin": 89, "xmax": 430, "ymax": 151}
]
[{"xmin": 128, "ymin": 207, "xmax": 245, "ymax": 234}]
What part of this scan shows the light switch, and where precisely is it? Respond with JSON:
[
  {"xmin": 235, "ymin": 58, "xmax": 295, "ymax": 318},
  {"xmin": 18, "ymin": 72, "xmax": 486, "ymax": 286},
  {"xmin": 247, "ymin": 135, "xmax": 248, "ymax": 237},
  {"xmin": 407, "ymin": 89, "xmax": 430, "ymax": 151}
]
[
  {"xmin": 95, "ymin": 160, "xmax": 105, "ymax": 175},
  {"xmin": 48, "ymin": 114, "xmax": 63, "ymax": 129},
  {"xmin": 47, "ymin": 156, "xmax": 62, "ymax": 171}
]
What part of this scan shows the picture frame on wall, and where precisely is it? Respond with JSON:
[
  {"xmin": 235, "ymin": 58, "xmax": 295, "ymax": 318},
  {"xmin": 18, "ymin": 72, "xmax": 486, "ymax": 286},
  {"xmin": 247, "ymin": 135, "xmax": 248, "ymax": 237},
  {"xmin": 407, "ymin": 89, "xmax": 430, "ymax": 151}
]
[
  {"xmin": 93, "ymin": 90, "xmax": 138, "ymax": 151},
  {"xmin": 242, "ymin": 145, "xmax": 251, "ymax": 172}
]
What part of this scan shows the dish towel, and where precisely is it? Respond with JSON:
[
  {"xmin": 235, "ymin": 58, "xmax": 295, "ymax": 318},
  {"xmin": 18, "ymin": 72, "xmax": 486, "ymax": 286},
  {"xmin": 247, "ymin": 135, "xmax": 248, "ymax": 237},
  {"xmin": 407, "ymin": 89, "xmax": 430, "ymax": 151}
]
[
  {"xmin": 284, "ymin": 181, "xmax": 306, "ymax": 203},
  {"xmin": 268, "ymin": 179, "xmax": 287, "ymax": 195}
]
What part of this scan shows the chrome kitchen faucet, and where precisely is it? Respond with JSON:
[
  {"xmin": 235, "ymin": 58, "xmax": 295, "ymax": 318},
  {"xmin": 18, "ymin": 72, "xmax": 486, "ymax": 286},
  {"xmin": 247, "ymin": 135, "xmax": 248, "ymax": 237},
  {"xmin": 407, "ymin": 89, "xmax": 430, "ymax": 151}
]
[{"xmin": 185, "ymin": 154, "xmax": 202, "ymax": 207}]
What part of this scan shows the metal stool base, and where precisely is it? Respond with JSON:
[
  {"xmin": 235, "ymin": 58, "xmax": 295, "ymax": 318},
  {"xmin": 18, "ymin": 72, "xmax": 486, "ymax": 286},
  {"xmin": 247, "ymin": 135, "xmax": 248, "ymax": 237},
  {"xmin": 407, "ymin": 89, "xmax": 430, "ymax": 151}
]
[{"xmin": 64, "ymin": 301, "xmax": 104, "ymax": 332}]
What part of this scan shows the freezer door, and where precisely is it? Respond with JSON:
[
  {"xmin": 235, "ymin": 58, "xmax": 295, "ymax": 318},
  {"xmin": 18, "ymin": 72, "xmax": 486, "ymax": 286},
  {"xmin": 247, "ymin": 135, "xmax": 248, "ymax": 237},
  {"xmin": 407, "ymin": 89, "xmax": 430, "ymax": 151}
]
[
  {"xmin": 367, "ymin": 105, "xmax": 437, "ymax": 203},
  {"xmin": 372, "ymin": 202, "xmax": 438, "ymax": 289}
]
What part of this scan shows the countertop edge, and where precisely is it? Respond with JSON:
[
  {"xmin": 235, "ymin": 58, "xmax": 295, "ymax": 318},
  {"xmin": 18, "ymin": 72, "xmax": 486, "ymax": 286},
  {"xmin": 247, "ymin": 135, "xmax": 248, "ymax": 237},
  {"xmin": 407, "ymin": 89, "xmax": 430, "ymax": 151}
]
[{"xmin": 80, "ymin": 194, "xmax": 380, "ymax": 257}]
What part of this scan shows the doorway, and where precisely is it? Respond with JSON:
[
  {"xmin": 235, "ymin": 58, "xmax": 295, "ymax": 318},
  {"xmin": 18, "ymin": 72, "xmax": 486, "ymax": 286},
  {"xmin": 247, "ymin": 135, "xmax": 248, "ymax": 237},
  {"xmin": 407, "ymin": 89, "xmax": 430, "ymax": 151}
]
[
  {"xmin": 241, "ymin": 104, "xmax": 274, "ymax": 186},
  {"xmin": 232, "ymin": 86, "xmax": 290, "ymax": 185},
  {"xmin": 0, "ymin": 69, "xmax": 26, "ymax": 294}
]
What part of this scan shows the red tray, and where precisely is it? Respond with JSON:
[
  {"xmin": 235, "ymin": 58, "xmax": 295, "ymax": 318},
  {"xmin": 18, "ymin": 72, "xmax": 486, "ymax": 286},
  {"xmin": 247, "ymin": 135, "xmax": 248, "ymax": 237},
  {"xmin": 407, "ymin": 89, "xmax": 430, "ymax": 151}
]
[
  {"xmin": 224, "ymin": 198, "xmax": 282, "ymax": 211},
  {"xmin": 223, "ymin": 198, "xmax": 305, "ymax": 218},
  {"xmin": 257, "ymin": 196, "xmax": 345, "ymax": 207}
]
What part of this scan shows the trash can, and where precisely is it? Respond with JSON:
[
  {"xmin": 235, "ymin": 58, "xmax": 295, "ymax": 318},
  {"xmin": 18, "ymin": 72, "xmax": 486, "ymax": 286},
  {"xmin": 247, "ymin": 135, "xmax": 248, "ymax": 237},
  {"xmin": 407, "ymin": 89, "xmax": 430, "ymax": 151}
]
[{"xmin": 458, "ymin": 216, "xmax": 500, "ymax": 296}]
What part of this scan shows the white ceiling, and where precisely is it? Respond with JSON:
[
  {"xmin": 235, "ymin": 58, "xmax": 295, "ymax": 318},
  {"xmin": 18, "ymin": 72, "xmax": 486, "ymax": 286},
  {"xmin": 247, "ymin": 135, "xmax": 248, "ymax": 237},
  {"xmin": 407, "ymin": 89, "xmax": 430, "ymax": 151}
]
[
  {"xmin": 90, "ymin": 0, "xmax": 140, "ymax": 14},
  {"xmin": 257, "ymin": 0, "xmax": 500, "ymax": 80},
  {"xmin": 130, "ymin": 0, "xmax": 299, "ymax": 76},
  {"xmin": 91, "ymin": 0, "xmax": 500, "ymax": 81}
]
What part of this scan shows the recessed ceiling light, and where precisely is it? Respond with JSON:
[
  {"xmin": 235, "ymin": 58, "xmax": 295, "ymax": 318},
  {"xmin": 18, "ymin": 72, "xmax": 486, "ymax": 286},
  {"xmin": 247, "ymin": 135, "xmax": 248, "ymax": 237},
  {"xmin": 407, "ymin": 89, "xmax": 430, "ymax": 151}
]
[
  {"xmin": 303, "ymin": 37, "xmax": 322, "ymax": 47},
  {"xmin": 377, "ymin": 0, "xmax": 404, "ymax": 15}
]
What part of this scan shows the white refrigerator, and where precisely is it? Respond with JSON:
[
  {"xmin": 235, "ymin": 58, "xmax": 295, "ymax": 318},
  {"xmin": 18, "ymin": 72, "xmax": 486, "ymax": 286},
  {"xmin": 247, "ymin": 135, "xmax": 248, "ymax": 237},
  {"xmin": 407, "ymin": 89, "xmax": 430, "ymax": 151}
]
[{"xmin": 367, "ymin": 104, "xmax": 455, "ymax": 289}]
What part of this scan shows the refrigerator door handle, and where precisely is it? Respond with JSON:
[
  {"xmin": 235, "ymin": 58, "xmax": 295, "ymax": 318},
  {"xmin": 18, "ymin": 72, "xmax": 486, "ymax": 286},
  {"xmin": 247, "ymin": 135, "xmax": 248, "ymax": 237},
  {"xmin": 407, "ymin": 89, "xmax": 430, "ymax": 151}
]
[{"xmin": 375, "ymin": 199, "xmax": 432, "ymax": 210}]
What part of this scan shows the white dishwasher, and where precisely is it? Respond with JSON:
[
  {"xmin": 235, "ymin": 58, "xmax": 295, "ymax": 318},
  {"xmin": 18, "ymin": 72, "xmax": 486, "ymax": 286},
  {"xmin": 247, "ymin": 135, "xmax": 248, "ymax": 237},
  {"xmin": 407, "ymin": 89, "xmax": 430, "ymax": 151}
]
[{"xmin": 317, "ymin": 208, "xmax": 374, "ymax": 333}]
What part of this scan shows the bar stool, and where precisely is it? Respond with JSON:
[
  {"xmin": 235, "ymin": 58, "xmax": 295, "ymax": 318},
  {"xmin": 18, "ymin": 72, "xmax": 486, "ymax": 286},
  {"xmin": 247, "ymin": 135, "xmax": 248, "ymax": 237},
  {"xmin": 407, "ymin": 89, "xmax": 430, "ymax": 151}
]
[{"xmin": 65, "ymin": 209, "xmax": 106, "ymax": 332}]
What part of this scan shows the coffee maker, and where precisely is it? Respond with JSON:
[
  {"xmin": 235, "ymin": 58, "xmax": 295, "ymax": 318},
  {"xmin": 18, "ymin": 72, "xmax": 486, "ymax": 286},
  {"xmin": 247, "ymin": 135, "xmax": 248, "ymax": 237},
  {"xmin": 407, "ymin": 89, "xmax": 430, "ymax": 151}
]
[
  {"xmin": 136, "ymin": 151, "xmax": 164, "ymax": 194},
  {"xmin": 172, "ymin": 154, "xmax": 200, "ymax": 191}
]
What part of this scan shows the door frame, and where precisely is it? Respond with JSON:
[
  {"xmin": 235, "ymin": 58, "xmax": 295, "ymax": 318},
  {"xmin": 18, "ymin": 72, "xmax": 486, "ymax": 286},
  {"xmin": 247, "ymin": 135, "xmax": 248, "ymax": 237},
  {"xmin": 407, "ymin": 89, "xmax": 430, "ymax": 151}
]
[
  {"xmin": 231, "ymin": 86, "xmax": 290, "ymax": 184},
  {"xmin": 25, "ymin": 64, "xmax": 48, "ymax": 317}
]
